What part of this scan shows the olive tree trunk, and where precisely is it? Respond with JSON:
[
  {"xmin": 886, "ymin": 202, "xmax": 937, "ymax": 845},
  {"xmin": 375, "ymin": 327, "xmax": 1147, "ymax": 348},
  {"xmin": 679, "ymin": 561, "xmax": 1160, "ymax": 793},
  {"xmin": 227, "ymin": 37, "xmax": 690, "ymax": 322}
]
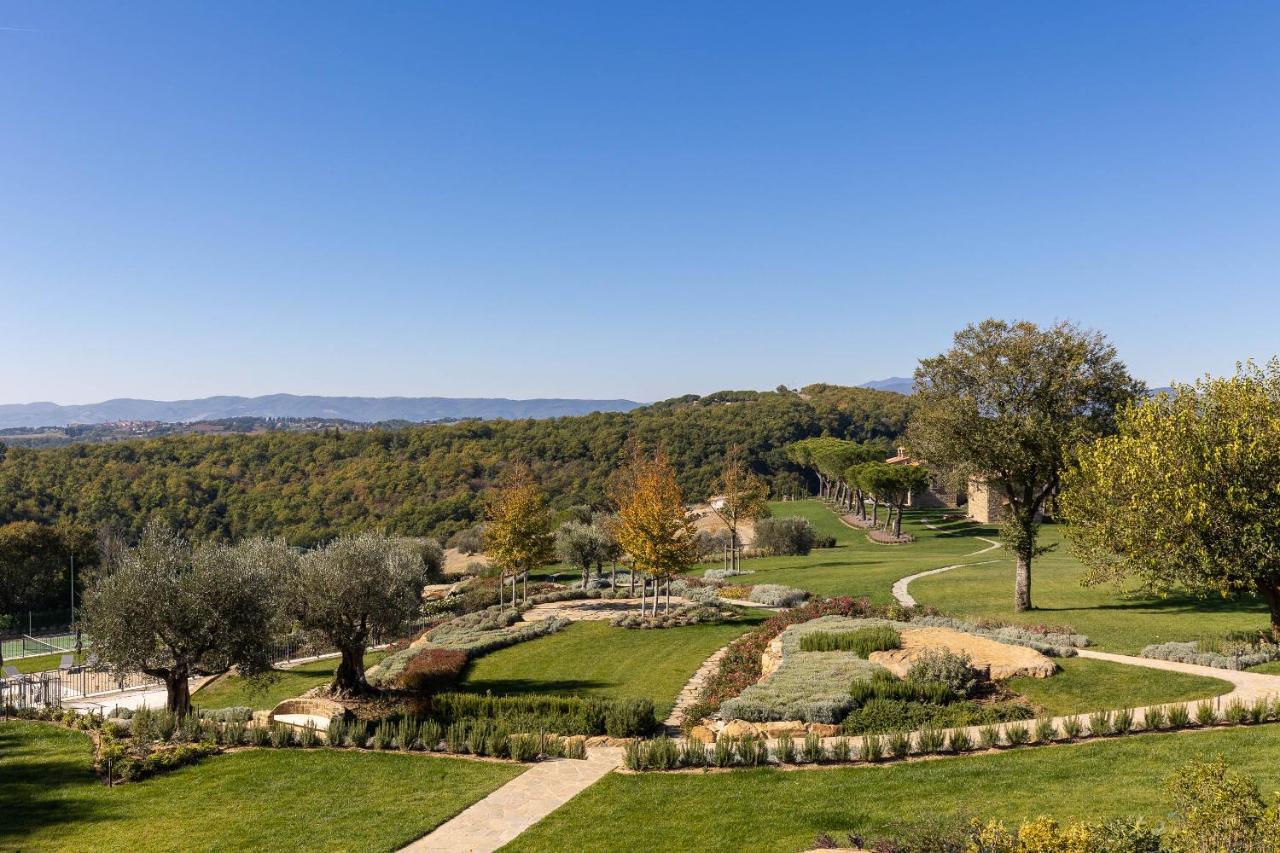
[
  {"xmin": 334, "ymin": 643, "xmax": 369, "ymax": 695},
  {"xmin": 163, "ymin": 666, "xmax": 192, "ymax": 718}
]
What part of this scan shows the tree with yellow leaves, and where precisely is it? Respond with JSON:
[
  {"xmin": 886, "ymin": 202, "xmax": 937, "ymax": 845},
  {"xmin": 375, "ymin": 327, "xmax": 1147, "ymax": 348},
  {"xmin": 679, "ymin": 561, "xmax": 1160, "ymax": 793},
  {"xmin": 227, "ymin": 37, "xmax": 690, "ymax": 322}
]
[
  {"xmin": 610, "ymin": 450, "xmax": 699, "ymax": 615},
  {"xmin": 484, "ymin": 466, "xmax": 555, "ymax": 608},
  {"xmin": 710, "ymin": 444, "xmax": 769, "ymax": 574}
]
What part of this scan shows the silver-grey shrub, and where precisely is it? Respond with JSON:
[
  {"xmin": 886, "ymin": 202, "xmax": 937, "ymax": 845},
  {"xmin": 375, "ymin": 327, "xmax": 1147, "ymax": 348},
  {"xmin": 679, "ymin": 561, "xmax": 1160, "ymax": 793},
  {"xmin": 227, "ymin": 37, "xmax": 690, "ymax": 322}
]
[
  {"xmin": 1140, "ymin": 640, "xmax": 1280, "ymax": 670},
  {"xmin": 747, "ymin": 584, "xmax": 809, "ymax": 608}
]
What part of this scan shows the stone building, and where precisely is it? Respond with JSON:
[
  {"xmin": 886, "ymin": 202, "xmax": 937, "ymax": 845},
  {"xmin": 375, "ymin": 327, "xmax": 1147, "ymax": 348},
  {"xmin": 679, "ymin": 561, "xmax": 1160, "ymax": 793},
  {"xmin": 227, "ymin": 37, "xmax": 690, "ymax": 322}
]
[{"xmin": 884, "ymin": 448, "xmax": 963, "ymax": 509}]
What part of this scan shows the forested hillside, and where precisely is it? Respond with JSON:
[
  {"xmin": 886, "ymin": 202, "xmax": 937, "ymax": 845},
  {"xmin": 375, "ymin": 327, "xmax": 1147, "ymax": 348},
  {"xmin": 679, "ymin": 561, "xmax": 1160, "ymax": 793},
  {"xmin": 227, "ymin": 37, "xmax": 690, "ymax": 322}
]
[{"xmin": 0, "ymin": 385, "xmax": 908, "ymax": 546}]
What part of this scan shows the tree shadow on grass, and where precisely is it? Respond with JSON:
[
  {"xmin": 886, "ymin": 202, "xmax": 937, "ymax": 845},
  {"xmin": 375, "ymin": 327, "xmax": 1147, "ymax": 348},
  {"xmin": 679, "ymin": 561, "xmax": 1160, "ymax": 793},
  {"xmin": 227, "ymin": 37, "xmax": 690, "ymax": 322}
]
[
  {"xmin": 455, "ymin": 678, "xmax": 612, "ymax": 696},
  {"xmin": 0, "ymin": 722, "xmax": 121, "ymax": 844}
]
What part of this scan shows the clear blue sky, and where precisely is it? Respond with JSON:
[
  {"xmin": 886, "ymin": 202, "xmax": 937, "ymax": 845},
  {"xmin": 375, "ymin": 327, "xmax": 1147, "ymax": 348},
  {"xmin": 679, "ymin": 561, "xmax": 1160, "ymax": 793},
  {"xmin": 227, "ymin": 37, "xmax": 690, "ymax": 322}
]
[{"xmin": 2, "ymin": 2, "xmax": 1278, "ymax": 404}]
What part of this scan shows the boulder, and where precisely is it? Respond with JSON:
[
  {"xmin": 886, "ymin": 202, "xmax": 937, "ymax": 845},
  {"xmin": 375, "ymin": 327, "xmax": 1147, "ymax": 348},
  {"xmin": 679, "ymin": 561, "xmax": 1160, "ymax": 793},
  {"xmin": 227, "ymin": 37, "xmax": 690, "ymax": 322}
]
[
  {"xmin": 688, "ymin": 725, "xmax": 716, "ymax": 744},
  {"xmin": 761, "ymin": 721, "xmax": 808, "ymax": 738},
  {"xmin": 720, "ymin": 720, "xmax": 763, "ymax": 739},
  {"xmin": 760, "ymin": 636, "xmax": 784, "ymax": 680},
  {"xmin": 806, "ymin": 723, "xmax": 840, "ymax": 737}
]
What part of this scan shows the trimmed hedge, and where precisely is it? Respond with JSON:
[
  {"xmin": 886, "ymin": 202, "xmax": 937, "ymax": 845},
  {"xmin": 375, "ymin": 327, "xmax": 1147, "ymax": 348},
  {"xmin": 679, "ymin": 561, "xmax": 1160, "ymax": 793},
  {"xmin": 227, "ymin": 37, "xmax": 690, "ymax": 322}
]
[{"xmin": 427, "ymin": 692, "xmax": 657, "ymax": 738}]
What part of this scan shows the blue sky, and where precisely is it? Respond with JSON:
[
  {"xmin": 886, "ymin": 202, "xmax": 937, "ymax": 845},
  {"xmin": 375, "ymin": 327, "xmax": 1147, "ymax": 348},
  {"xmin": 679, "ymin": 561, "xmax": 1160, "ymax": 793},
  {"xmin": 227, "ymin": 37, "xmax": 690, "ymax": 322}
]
[{"xmin": 2, "ymin": 2, "xmax": 1278, "ymax": 404}]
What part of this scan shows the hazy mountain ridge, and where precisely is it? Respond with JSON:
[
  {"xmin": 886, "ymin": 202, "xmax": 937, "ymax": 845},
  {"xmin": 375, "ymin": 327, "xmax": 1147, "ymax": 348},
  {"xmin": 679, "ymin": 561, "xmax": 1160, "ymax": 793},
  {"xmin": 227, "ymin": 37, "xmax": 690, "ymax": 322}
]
[{"xmin": 0, "ymin": 394, "xmax": 643, "ymax": 429}]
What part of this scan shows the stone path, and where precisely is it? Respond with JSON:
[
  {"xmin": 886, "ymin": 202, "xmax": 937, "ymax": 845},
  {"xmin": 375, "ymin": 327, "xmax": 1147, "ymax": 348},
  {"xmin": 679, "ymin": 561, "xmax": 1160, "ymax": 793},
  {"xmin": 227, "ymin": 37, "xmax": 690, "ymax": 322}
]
[
  {"xmin": 401, "ymin": 747, "xmax": 623, "ymax": 853},
  {"xmin": 663, "ymin": 643, "xmax": 732, "ymax": 733},
  {"xmin": 891, "ymin": 520, "xmax": 1001, "ymax": 607},
  {"xmin": 520, "ymin": 597, "xmax": 692, "ymax": 622}
]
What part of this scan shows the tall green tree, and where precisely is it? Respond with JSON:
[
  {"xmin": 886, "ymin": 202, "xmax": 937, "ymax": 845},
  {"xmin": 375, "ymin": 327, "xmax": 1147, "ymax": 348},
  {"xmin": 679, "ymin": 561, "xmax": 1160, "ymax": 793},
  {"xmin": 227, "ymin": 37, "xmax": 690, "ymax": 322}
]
[
  {"xmin": 555, "ymin": 520, "xmax": 612, "ymax": 588},
  {"xmin": 1061, "ymin": 360, "xmax": 1280, "ymax": 634},
  {"xmin": 908, "ymin": 319, "xmax": 1143, "ymax": 611},
  {"xmin": 81, "ymin": 523, "xmax": 283, "ymax": 717}
]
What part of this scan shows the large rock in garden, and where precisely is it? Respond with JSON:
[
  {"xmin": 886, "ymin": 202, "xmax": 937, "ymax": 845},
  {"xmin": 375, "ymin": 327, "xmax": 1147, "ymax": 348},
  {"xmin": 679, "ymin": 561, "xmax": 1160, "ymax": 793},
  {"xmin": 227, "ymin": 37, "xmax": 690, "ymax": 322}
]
[
  {"xmin": 689, "ymin": 725, "xmax": 716, "ymax": 744},
  {"xmin": 761, "ymin": 636, "xmax": 784, "ymax": 680},
  {"xmin": 869, "ymin": 626, "xmax": 1057, "ymax": 679}
]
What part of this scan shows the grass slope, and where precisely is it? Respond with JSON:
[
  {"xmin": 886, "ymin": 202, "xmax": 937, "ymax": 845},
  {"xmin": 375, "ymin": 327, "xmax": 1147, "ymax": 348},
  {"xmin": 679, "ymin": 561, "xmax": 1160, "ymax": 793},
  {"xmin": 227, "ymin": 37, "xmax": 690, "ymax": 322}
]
[
  {"xmin": 1, "ymin": 650, "xmax": 88, "ymax": 674},
  {"xmin": 507, "ymin": 725, "xmax": 1280, "ymax": 853},
  {"xmin": 191, "ymin": 651, "xmax": 386, "ymax": 711},
  {"xmin": 911, "ymin": 524, "xmax": 1271, "ymax": 653},
  {"xmin": 459, "ymin": 616, "xmax": 767, "ymax": 718},
  {"xmin": 0, "ymin": 722, "xmax": 523, "ymax": 852},
  {"xmin": 1007, "ymin": 657, "xmax": 1232, "ymax": 716}
]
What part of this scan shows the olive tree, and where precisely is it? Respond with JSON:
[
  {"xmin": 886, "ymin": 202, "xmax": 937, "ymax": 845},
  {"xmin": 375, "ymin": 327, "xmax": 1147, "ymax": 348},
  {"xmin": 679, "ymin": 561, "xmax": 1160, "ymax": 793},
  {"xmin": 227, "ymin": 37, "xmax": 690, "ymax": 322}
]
[
  {"xmin": 555, "ymin": 520, "xmax": 612, "ymax": 587},
  {"xmin": 908, "ymin": 319, "xmax": 1143, "ymax": 611},
  {"xmin": 81, "ymin": 523, "xmax": 285, "ymax": 717},
  {"xmin": 289, "ymin": 532, "xmax": 428, "ymax": 695}
]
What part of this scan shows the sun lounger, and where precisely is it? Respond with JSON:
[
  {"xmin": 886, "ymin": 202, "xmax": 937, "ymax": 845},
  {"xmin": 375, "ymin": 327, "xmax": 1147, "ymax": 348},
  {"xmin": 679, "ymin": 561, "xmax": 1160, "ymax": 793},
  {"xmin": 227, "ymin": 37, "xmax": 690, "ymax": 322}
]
[{"xmin": 60, "ymin": 654, "xmax": 74, "ymax": 670}]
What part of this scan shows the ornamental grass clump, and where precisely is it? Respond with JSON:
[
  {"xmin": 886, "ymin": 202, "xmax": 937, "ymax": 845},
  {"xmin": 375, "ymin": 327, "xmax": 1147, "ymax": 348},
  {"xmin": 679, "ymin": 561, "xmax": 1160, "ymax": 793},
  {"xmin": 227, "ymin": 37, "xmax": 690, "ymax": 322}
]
[
  {"xmin": 862, "ymin": 733, "xmax": 886, "ymax": 762},
  {"xmin": 509, "ymin": 733, "xmax": 540, "ymax": 762},
  {"xmin": 887, "ymin": 730, "xmax": 912, "ymax": 759},
  {"xmin": 977, "ymin": 725, "xmax": 1001, "ymax": 749},
  {"xmin": 736, "ymin": 736, "xmax": 767, "ymax": 767},
  {"xmin": 1167, "ymin": 703, "xmax": 1191, "ymax": 728},
  {"xmin": 1112, "ymin": 708, "xmax": 1134, "ymax": 735},
  {"xmin": 397, "ymin": 717, "xmax": 419, "ymax": 751},
  {"xmin": 622, "ymin": 740, "xmax": 644, "ymax": 771},
  {"xmin": 327, "ymin": 717, "xmax": 346, "ymax": 746},
  {"xmin": 711, "ymin": 737, "xmax": 736, "ymax": 768},
  {"xmin": 801, "ymin": 732, "xmax": 825, "ymax": 763},
  {"xmin": 774, "ymin": 734, "xmax": 796, "ymax": 764},
  {"xmin": 269, "ymin": 723, "xmax": 294, "ymax": 748},
  {"xmin": 1251, "ymin": 698, "xmax": 1269, "ymax": 723},
  {"xmin": 445, "ymin": 722, "xmax": 468, "ymax": 753},
  {"xmin": 247, "ymin": 724, "xmax": 270, "ymax": 747},
  {"xmin": 1143, "ymin": 706, "xmax": 1167, "ymax": 731},
  {"xmin": 646, "ymin": 736, "xmax": 680, "ymax": 770},
  {"xmin": 801, "ymin": 625, "xmax": 901, "ymax": 657},
  {"xmin": 946, "ymin": 729, "xmax": 972, "ymax": 753},
  {"xmin": 916, "ymin": 724, "xmax": 945, "ymax": 754},
  {"xmin": 420, "ymin": 719, "xmax": 442, "ymax": 750},
  {"xmin": 1224, "ymin": 698, "xmax": 1251, "ymax": 725},
  {"xmin": 831, "ymin": 737, "xmax": 852, "ymax": 763},
  {"xmin": 680, "ymin": 738, "xmax": 707, "ymax": 767},
  {"xmin": 1195, "ymin": 700, "xmax": 1218, "ymax": 727},
  {"xmin": 1004, "ymin": 722, "xmax": 1030, "ymax": 746},
  {"xmin": 1088, "ymin": 711, "xmax": 1112, "ymax": 737},
  {"xmin": 565, "ymin": 737, "xmax": 587, "ymax": 760},
  {"xmin": 298, "ymin": 721, "xmax": 318, "ymax": 748},
  {"xmin": 1061, "ymin": 716, "xmax": 1083, "ymax": 740},
  {"xmin": 1034, "ymin": 718, "xmax": 1057, "ymax": 743}
]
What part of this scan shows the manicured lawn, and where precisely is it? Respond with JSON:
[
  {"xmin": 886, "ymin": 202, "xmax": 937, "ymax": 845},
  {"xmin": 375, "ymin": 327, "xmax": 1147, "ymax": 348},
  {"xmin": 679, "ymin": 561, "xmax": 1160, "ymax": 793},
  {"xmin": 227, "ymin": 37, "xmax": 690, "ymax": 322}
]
[
  {"xmin": 459, "ymin": 616, "xmax": 768, "ymax": 717},
  {"xmin": 911, "ymin": 524, "xmax": 1271, "ymax": 653},
  {"xmin": 0, "ymin": 721, "xmax": 523, "ymax": 852},
  {"xmin": 1, "ymin": 650, "xmax": 88, "ymax": 674},
  {"xmin": 1007, "ymin": 656, "xmax": 1232, "ymax": 716},
  {"xmin": 191, "ymin": 651, "xmax": 386, "ymax": 711},
  {"xmin": 693, "ymin": 500, "xmax": 1001, "ymax": 606},
  {"xmin": 507, "ymin": 725, "xmax": 1280, "ymax": 853}
]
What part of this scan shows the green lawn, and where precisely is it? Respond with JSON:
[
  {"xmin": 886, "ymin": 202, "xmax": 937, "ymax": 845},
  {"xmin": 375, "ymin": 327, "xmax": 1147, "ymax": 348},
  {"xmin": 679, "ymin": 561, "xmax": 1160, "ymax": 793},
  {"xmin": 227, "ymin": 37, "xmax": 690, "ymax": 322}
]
[
  {"xmin": 1, "ymin": 650, "xmax": 88, "ymax": 674},
  {"xmin": 0, "ymin": 721, "xmax": 523, "ymax": 852},
  {"xmin": 507, "ymin": 725, "xmax": 1280, "ymax": 853},
  {"xmin": 1007, "ymin": 656, "xmax": 1233, "ymax": 716},
  {"xmin": 191, "ymin": 651, "xmax": 386, "ymax": 711},
  {"xmin": 911, "ymin": 523, "xmax": 1271, "ymax": 653},
  {"xmin": 459, "ymin": 616, "xmax": 768, "ymax": 718},
  {"xmin": 692, "ymin": 500, "xmax": 1001, "ymax": 606}
]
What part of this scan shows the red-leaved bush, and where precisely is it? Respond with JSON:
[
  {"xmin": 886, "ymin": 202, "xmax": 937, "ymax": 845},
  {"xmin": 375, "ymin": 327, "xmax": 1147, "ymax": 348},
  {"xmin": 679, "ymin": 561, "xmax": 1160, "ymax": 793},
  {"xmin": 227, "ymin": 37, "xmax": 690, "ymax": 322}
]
[{"xmin": 399, "ymin": 648, "xmax": 469, "ymax": 693}]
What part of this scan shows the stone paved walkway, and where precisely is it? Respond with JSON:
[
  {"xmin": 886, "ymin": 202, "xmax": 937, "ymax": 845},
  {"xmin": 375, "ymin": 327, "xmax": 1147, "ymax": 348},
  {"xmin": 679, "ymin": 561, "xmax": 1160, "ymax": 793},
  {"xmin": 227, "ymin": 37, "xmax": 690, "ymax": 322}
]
[
  {"xmin": 401, "ymin": 747, "xmax": 623, "ymax": 853},
  {"xmin": 520, "ymin": 597, "xmax": 692, "ymax": 622},
  {"xmin": 663, "ymin": 644, "xmax": 732, "ymax": 733}
]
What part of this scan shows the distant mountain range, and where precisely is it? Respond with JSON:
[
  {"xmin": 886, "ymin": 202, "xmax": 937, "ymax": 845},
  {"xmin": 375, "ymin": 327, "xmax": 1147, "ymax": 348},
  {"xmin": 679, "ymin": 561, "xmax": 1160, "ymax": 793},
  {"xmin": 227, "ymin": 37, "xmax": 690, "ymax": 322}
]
[
  {"xmin": 0, "ymin": 394, "xmax": 644, "ymax": 430},
  {"xmin": 859, "ymin": 377, "xmax": 915, "ymax": 395}
]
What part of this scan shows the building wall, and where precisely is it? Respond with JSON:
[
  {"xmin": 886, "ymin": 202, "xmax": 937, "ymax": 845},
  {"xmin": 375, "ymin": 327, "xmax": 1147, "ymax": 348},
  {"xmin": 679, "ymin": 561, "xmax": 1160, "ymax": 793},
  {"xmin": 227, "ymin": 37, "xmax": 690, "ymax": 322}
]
[{"xmin": 966, "ymin": 477, "xmax": 1005, "ymax": 523}]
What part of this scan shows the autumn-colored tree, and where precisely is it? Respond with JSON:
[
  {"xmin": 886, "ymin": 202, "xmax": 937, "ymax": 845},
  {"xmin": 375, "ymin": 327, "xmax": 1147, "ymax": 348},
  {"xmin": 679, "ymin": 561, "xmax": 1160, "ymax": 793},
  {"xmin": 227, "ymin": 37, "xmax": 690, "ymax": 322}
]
[
  {"xmin": 610, "ymin": 450, "xmax": 699, "ymax": 615},
  {"xmin": 484, "ymin": 467, "xmax": 555, "ymax": 607},
  {"xmin": 1062, "ymin": 360, "xmax": 1280, "ymax": 635},
  {"xmin": 710, "ymin": 445, "xmax": 769, "ymax": 574},
  {"xmin": 908, "ymin": 319, "xmax": 1143, "ymax": 611}
]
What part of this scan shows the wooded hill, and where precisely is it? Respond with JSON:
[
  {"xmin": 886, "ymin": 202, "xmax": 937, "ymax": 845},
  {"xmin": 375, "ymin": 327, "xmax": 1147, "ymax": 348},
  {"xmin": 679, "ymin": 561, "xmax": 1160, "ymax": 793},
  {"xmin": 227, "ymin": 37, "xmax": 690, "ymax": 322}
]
[{"xmin": 0, "ymin": 385, "xmax": 909, "ymax": 546}]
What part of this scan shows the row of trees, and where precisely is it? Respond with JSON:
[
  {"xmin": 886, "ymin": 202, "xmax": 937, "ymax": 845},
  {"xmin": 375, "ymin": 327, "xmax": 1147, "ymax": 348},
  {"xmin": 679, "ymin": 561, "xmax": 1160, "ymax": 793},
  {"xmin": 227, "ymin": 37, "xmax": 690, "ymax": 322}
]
[
  {"xmin": 82, "ymin": 527, "xmax": 437, "ymax": 716},
  {"xmin": 785, "ymin": 438, "xmax": 928, "ymax": 538}
]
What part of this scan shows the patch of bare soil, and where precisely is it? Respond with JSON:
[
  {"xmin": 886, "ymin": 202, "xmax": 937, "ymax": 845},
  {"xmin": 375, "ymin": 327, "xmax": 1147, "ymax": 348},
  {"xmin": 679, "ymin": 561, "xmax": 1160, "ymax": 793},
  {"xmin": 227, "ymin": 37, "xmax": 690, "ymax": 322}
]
[
  {"xmin": 444, "ymin": 547, "xmax": 489, "ymax": 575},
  {"xmin": 689, "ymin": 503, "xmax": 756, "ymax": 545},
  {"xmin": 870, "ymin": 626, "xmax": 1058, "ymax": 679}
]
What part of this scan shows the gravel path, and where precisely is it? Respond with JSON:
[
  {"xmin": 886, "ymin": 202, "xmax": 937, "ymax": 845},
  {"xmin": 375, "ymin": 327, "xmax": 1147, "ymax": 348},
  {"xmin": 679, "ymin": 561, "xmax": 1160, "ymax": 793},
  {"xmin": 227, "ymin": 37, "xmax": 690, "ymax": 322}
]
[{"xmin": 891, "ymin": 518, "xmax": 1001, "ymax": 607}]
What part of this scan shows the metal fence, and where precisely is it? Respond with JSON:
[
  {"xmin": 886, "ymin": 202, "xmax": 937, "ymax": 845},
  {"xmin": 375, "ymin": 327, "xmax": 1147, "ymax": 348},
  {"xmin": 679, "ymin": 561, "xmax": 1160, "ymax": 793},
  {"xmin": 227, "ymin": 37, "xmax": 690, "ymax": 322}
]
[{"xmin": 0, "ymin": 672, "xmax": 62, "ymax": 709}]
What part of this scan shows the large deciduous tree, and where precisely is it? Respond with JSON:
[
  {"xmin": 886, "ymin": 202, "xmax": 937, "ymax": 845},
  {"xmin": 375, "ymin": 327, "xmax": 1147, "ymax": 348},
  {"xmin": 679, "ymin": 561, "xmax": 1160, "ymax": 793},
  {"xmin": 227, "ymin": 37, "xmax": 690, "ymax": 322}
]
[
  {"xmin": 81, "ymin": 523, "xmax": 283, "ymax": 717},
  {"xmin": 710, "ymin": 445, "xmax": 769, "ymax": 574},
  {"xmin": 290, "ymin": 532, "xmax": 429, "ymax": 695},
  {"xmin": 484, "ymin": 467, "xmax": 556, "ymax": 607},
  {"xmin": 1061, "ymin": 360, "xmax": 1280, "ymax": 635},
  {"xmin": 610, "ymin": 450, "xmax": 699, "ymax": 615},
  {"xmin": 907, "ymin": 319, "xmax": 1143, "ymax": 611}
]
